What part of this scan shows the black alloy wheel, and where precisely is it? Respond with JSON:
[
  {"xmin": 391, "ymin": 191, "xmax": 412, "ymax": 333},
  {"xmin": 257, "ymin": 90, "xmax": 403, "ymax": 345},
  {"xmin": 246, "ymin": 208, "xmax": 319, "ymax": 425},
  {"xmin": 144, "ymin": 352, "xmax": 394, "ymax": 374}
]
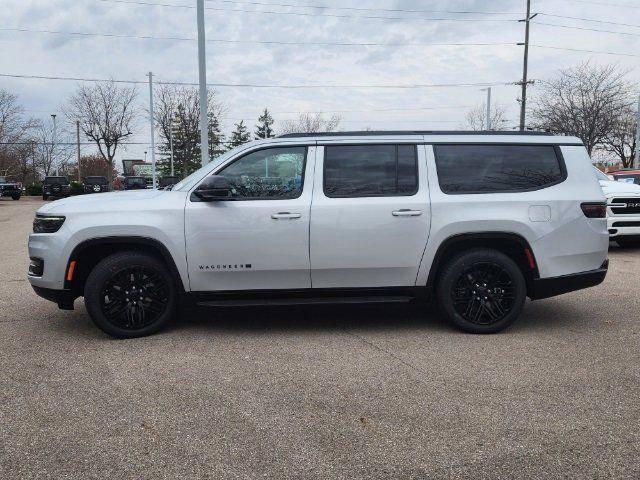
[
  {"xmin": 451, "ymin": 262, "xmax": 516, "ymax": 325},
  {"xmin": 437, "ymin": 248, "xmax": 526, "ymax": 333},
  {"xmin": 84, "ymin": 252, "xmax": 178, "ymax": 338}
]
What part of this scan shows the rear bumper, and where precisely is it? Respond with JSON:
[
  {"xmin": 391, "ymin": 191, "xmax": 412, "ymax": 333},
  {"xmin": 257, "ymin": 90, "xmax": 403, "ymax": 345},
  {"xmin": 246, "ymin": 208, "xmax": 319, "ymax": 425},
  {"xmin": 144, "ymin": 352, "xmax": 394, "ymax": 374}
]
[
  {"xmin": 530, "ymin": 260, "xmax": 608, "ymax": 300},
  {"xmin": 31, "ymin": 285, "xmax": 76, "ymax": 310}
]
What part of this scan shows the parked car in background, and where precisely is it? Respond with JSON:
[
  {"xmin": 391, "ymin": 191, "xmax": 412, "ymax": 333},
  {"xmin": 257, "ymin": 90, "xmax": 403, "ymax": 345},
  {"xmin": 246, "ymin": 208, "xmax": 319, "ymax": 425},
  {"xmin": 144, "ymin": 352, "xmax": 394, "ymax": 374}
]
[
  {"xmin": 0, "ymin": 176, "xmax": 22, "ymax": 200},
  {"xmin": 159, "ymin": 176, "xmax": 180, "ymax": 189},
  {"xmin": 83, "ymin": 176, "xmax": 109, "ymax": 194},
  {"xmin": 28, "ymin": 131, "xmax": 608, "ymax": 338},
  {"xmin": 42, "ymin": 176, "xmax": 70, "ymax": 200},
  {"xmin": 610, "ymin": 169, "xmax": 640, "ymax": 185},
  {"xmin": 123, "ymin": 176, "xmax": 148, "ymax": 190},
  {"xmin": 595, "ymin": 167, "xmax": 640, "ymax": 248}
]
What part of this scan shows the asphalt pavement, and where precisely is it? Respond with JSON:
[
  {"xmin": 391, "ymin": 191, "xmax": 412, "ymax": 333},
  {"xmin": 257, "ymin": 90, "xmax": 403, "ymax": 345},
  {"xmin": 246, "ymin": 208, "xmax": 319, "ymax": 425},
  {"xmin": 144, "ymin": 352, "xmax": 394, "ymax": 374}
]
[{"xmin": 1, "ymin": 197, "xmax": 638, "ymax": 479}]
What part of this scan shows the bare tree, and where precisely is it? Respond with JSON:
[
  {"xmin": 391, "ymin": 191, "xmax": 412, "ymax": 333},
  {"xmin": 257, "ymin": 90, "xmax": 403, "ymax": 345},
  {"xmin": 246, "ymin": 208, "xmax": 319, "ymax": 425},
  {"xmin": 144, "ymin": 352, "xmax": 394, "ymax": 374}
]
[
  {"xmin": 0, "ymin": 89, "xmax": 37, "ymax": 178},
  {"xmin": 279, "ymin": 113, "xmax": 341, "ymax": 134},
  {"xmin": 600, "ymin": 106, "xmax": 637, "ymax": 168},
  {"xmin": 531, "ymin": 62, "xmax": 633, "ymax": 155},
  {"xmin": 65, "ymin": 81, "xmax": 137, "ymax": 184},
  {"xmin": 31, "ymin": 120, "xmax": 73, "ymax": 177},
  {"xmin": 465, "ymin": 103, "xmax": 507, "ymax": 131}
]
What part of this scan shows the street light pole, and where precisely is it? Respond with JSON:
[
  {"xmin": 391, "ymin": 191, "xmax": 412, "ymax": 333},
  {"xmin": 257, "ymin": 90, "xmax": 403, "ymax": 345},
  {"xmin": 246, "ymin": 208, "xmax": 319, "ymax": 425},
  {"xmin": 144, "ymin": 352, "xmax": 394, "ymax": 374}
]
[
  {"xmin": 169, "ymin": 116, "xmax": 175, "ymax": 177},
  {"xmin": 485, "ymin": 87, "xmax": 492, "ymax": 131},
  {"xmin": 197, "ymin": 0, "xmax": 210, "ymax": 165},
  {"xmin": 76, "ymin": 120, "xmax": 81, "ymax": 182},
  {"xmin": 148, "ymin": 71, "xmax": 157, "ymax": 189},
  {"xmin": 635, "ymin": 94, "xmax": 640, "ymax": 169},
  {"xmin": 51, "ymin": 114, "xmax": 57, "ymax": 176}
]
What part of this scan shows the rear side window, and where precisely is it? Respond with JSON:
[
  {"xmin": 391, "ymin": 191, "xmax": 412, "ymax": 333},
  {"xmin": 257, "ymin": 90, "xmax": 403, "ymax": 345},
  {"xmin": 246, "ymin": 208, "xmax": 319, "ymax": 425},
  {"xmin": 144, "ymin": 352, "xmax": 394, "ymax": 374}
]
[
  {"xmin": 324, "ymin": 144, "xmax": 418, "ymax": 197},
  {"xmin": 433, "ymin": 144, "xmax": 565, "ymax": 194}
]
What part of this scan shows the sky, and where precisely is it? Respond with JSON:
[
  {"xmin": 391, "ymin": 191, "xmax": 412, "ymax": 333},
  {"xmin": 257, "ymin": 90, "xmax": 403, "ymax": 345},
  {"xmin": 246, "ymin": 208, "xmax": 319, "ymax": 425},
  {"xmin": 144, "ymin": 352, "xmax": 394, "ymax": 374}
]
[{"xmin": 0, "ymin": 0, "xmax": 638, "ymax": 165}]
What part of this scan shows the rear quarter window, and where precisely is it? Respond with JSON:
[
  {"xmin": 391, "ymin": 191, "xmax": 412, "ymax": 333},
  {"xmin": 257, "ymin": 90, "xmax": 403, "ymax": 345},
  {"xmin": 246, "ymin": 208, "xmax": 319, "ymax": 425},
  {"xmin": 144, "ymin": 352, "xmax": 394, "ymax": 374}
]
[{"xmin": 433, "ymin": 144, "xmax": 566, "ymax": 194}]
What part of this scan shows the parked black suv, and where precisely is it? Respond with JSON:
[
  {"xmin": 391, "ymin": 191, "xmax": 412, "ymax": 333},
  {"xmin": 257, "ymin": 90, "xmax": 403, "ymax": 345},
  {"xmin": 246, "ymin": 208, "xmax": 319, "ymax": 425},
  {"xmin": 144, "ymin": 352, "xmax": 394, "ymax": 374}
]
[
  {"xmin": 42, "ymin": 176, "xmax": 71, "ymax": 200},
  {"xmin": 83, "ymin": 176, "xmax": 110, "ymax": 194},
  {"xmin": 123, "ymin": 176, "xmax": 148, "ymax": 190},
  {"xmin": 0, "ymin": 176, "xmax": 21, "ymax": 200}
]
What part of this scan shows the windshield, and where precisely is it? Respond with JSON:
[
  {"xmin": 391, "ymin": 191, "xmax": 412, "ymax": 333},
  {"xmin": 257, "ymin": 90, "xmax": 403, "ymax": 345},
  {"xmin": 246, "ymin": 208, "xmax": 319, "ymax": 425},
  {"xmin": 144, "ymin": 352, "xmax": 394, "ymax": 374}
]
[
  {"xmin": 593, "ymin": 168, "xmax": 609, "ymax": 181},
  {"xmin": 614, "ymin": 174, "xmax": 640, "ymax": 185},
  {"xmin": 172, "ymin": 146, "xmax": 247, "ymax": 192},
  {"xmin": 125, "ymin": 177, "xmax": 146, "ymax": 185}
]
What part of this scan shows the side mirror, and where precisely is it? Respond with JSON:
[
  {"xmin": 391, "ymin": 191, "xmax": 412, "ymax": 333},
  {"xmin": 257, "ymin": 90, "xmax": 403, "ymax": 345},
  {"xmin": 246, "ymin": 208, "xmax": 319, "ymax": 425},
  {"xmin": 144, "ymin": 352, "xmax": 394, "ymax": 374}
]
[{"xmin": 193, "ymin": 175, "xmax": 233, "ymax": 201}]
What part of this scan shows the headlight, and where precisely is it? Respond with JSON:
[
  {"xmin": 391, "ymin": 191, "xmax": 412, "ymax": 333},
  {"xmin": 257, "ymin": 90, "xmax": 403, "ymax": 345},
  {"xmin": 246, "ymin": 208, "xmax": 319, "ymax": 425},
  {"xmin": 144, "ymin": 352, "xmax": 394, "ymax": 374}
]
[{"xmin": 33, "ymin": 214, "xmax": 66, "ymax": 233}]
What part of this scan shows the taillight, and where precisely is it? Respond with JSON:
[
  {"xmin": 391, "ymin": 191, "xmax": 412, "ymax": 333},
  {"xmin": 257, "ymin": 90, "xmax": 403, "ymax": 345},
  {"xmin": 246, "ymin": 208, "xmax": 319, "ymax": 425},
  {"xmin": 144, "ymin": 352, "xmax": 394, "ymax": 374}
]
[{"xmin": 581, "ymin": 202, "xmax": 607, "ymax": 218}]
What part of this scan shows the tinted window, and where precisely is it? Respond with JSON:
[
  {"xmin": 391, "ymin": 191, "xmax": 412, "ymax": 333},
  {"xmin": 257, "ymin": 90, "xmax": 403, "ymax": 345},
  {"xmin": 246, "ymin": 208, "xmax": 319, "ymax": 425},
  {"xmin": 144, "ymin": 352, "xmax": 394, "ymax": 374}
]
[
  {"xmin": 218, "ymin": 147, "xmax": 306, "ymax": 200},
  {"xmin": 614, "ymin": 174, "xmax": 640, "ymax": 185},
  {"xmin": 433, "ymin": 145, "xmax": 564, "ymax": 194},
  {"xmin": 324, "ymin": 145, "xmax": 418, "ymax": 197}
]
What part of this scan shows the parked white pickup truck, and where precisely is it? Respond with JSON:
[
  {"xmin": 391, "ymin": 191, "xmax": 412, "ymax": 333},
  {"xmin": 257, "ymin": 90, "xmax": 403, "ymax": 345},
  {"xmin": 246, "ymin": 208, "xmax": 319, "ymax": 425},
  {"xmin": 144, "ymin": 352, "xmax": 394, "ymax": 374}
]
[
  {"xmin": 595, "ymin": 168, "xmax": 640, "ymax": 248},
  {"xmin": 28, "ymin": 131, "xmax": 609, "ymax": 338}
]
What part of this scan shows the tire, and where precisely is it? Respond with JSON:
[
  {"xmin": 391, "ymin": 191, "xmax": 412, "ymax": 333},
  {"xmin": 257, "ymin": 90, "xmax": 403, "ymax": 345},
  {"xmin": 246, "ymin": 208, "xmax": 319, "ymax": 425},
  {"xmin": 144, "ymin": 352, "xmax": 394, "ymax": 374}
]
[
  {"xmin": 42, "ymin": 194, "xmax": 49, "ymax": 200},
  {"xmin": 12, "ymin": 195, "xmax": 20, "ymax": 200},
  {"xmin": 84, "ymin": 252, "xmax": 178, "ymax": 338},
  {"xmin": 436, "ymin": 248, "xmax": 527, "ymax": 334},
  {"xmin": 616, "ymin": 238, "xmax": 640, "ymax": 248}
]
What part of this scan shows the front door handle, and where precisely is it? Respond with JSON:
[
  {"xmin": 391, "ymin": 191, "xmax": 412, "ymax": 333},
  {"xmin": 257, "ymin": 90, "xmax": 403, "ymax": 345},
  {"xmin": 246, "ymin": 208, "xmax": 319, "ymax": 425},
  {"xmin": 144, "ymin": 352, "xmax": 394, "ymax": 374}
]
[
  {"xmin": 271, "ymin": 212, "xmax": 302, "ymax": 220},
  {"xmin": 392, "ymin": 209, "xmax": 423, "ymax": 217}
]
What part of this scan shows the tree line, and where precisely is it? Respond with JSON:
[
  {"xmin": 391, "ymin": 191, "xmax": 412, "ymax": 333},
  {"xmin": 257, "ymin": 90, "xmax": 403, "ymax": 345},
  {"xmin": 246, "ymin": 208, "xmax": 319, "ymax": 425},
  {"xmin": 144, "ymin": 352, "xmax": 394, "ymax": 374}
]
[{"xmin": 1, "ymin": 61, "xmax": 637, "ymax": 187}]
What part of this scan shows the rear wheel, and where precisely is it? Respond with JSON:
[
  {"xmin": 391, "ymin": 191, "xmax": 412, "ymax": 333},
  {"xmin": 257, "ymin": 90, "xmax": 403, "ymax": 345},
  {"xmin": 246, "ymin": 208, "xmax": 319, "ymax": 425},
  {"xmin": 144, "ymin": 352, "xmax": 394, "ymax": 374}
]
[
  {"xmin": 436, "ymin": 248, "xmax": 527, "ymax": 334},
  {"xmin": 84, "ymin": 252, "xmax": 178, "ymax": 338},
  {"xmin": 42, "ymin": 194, "xmax": 49, "ymax": 200},
  {"xmin": 11, "ymin": 194, "xmax": 20, "ymax": 200}
]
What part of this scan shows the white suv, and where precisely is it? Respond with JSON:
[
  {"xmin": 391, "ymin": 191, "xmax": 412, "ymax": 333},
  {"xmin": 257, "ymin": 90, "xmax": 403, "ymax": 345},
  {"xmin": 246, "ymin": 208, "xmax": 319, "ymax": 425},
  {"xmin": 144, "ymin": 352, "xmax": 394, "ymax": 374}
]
[
  {"xmin": 28, "ymin": 131, "xmax": 609, "ymax": 338},
  {"xmin": 595, "ymin": 168, "xmax": 640, "ymax": 248}
]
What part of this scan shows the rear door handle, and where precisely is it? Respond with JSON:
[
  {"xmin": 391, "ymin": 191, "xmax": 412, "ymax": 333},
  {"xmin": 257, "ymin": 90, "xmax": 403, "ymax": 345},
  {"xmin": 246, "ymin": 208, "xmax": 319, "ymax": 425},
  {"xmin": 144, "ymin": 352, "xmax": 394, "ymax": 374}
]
[
  {"xmin": 271, "ymin": 212, "xmax": 302, "ymax": 220},
  {"xmin": 392, "ymin": 209, "xmax": 423, "ymax": 217}
]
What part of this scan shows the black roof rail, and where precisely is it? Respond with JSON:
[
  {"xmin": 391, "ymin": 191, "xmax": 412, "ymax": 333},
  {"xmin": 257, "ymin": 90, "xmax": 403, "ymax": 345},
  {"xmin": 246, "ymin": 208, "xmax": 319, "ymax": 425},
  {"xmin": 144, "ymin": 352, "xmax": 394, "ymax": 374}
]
[{"xmin": 278, "ymin": 130, "xmax": 560, "ymax": 138}]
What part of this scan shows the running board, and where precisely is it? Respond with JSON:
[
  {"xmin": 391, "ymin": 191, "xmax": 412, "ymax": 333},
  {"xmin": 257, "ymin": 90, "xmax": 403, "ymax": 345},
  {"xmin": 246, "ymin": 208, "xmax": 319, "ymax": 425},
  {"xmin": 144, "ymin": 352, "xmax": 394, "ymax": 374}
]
[{"xmin": 196, "ymin": 295, "xmax": 413, "ymax": 308}]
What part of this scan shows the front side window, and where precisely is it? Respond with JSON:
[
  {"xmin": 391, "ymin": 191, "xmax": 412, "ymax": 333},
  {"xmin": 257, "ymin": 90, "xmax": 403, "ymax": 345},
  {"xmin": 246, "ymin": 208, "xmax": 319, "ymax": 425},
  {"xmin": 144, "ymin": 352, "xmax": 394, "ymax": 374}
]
[
  {"xmin": 217, "ymin": 146, "xmax": 307, "ymax": 200},
  {"xmin": 433, "ymin": 144, "xmax": 565, "ymax": 194},
  {"xmin": 323, "ymin": 144, "xmax": 418, "ymax": 198}
]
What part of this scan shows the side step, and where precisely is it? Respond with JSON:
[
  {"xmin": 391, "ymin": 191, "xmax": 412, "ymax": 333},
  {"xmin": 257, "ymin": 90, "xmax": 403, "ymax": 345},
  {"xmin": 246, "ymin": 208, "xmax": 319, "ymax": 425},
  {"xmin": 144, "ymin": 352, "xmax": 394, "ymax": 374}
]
[{"xmin": 197, "ymin": 295, "xmax": 413, "ymax": 308}]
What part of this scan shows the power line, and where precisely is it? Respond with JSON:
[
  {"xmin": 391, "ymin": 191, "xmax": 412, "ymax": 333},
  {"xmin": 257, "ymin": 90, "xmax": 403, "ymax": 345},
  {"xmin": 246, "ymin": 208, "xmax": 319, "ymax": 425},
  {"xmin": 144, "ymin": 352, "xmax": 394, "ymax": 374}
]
[
  {"xmin": 0, "ymin": 27, "xmax": 517, "ymax": 48},
  {"xmin": 95, "ymin": 0, "xmax": 518, "ymax": 23},
  {"xmin": 538, "ymin": 13, "xmax": 640, "ymax": 29},
  {"xmin": 0, "ymin": 73, "xmax": 509, "ymax": 89},
  {"xmin": 531, "ymin": 44, "xmax": 640, "ymax": 58},
  {"xmin": 538, "ymin": 0, "xmax": 640, "ymax": 9},
  {"xmin": 533, "ymin": 20, "xmax": 640, "ymax": 37},
  {"xmin": 206, "ymin": 0, "xmax": 521, "ymax": 16}
]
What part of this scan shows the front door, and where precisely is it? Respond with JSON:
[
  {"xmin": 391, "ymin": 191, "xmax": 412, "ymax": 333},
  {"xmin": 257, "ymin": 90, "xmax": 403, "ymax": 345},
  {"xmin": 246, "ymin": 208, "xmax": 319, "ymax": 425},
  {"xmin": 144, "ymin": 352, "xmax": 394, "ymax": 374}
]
[
  {"xmin": 310, "ymin": 143, "xmax": 430, "ymax": 288},
  {"xmin": 185, "ymin": 145, "xmax": 315, "ymax": 291}
]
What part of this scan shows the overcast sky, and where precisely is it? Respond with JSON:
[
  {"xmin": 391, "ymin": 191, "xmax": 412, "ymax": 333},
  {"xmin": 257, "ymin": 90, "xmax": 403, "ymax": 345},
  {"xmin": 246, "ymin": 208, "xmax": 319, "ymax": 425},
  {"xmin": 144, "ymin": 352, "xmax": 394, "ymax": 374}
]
[{"xmin": 0, "ymin": 0, "xmax": 638, "ymax": 164}]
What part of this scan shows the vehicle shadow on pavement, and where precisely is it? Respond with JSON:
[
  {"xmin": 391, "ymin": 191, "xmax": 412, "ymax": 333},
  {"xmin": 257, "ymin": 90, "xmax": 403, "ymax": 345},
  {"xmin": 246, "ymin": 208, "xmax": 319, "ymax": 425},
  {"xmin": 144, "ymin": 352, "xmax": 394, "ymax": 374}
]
[{"xmin": 169, "ymin": 302, "xmax": 453, "ymax": 335}]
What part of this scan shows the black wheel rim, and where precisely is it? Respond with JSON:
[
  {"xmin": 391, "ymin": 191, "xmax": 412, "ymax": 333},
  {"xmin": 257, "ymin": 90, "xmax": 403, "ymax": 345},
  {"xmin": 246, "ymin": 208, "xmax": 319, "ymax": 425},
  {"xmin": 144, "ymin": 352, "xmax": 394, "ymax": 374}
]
[
  {"xmin": 100, "ymin": 266, "xmax": 169, "ymax": 330},
  {"xmin": 451, "ymin": 261, "xmax": 516, "ymax": 325}
]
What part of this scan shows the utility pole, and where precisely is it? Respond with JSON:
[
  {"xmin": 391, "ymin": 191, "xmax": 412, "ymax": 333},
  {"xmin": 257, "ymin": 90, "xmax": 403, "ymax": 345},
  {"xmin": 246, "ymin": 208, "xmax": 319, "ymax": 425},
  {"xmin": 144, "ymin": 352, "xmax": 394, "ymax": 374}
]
[
  {"xmin": 51, "ymin": 114, "xmax": 57, "ymax": 176},
  {"xmin": 518, "ymin": 0, "xmax": 536, "ymax": 131},
  {"xmin": 485, "ymin": 87, "xmax": 492, "ymax": 130},
  {"xmin": 148, "ymin": 72, "xmax": 157, "ymax": 189},
  {"xmin": 169, "ymin": 116, "xmax": 175, "ymax": 177},
  {"xmin": 76, "ymin": 120, "xmax": 81, "ymax": 182},
  {"xmin": 197, "ymin": 0, "xmax": 209, "ymax": 165},
  {"xmin": 635, "ymin": 94, "xmax": 640, "ymax": 169}
]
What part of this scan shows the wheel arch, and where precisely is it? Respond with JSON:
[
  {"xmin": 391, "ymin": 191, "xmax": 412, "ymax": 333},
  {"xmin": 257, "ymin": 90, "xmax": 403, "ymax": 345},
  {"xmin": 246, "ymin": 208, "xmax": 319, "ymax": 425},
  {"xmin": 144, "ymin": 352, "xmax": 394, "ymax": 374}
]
[
  {"xmin": 65, "ymin": 236, "xmax": 186, "ymax": 297},
  {"xmin": 426, "ymin": 232, "xmax": 539, "ymax": 297}
]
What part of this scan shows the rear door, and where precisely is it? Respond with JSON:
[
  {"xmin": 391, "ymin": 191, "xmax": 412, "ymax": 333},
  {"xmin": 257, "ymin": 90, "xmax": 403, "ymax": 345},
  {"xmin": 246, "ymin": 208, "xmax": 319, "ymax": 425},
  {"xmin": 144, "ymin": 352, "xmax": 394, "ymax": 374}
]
[{"xmin": 310, "ymin": 143, "xmax": 431, "ymax": 288}]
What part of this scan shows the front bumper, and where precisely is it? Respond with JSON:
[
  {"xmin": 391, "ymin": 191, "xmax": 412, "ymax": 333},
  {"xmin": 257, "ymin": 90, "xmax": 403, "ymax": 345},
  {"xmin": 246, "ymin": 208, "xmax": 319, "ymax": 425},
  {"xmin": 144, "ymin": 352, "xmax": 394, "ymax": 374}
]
[
  {"xmin": 31, "ymin": 285, "xmax": 76, "ymax": 310},
  {"xmin": 530, "ymin": 260, "xmax": 608, "ymax": 300},
  {"xmin": 608, "ymin": 216, "xmax": 640, "ymax": 238}
]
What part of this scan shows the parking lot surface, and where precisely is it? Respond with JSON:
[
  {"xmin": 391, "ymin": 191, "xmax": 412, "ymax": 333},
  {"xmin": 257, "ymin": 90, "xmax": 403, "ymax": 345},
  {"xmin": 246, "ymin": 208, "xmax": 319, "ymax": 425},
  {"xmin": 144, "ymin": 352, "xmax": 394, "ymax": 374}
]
[{"xmin": 1, "ymin": 198, "xmax": 639, "ymax": 479}]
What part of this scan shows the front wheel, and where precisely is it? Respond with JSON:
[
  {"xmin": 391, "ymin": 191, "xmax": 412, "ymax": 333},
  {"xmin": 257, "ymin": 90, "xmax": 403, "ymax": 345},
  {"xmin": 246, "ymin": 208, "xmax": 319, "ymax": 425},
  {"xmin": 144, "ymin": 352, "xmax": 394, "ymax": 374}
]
[
  {"xmin": 42, "ymin": 194, "xmax": 49, "ymax": 200},
  {"xmin": 12, "ymin": 195, "xmax": 20, "ymax": 200},
  {"xmin": 84, "ymin": 252, "xmax": 178, "ymax": 338},
  {"xmin": 436, "ymin": 248, "xmax": 527, "ymax": 334}
]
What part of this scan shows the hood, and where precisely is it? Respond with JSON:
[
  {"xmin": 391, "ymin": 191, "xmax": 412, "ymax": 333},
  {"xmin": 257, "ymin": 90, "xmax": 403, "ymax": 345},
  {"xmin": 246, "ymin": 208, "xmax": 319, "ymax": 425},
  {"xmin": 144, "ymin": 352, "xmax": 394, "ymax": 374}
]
[
  {"xmin": 599, "ymin": 179, "xmax": 640, "ymax": 197},
  {"xmin": 37, "ymin": 189, "xmax": 168, "ymax": 214}
]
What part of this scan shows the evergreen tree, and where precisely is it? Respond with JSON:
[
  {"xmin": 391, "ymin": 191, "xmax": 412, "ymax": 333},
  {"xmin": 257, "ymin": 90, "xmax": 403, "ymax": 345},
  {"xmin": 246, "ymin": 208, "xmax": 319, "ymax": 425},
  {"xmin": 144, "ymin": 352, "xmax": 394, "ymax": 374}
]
[
  {"xmin": 228, "ymin": 120, "xmax": 251, "ymax": 148},
  {"xmin": 208, "ymin": 112, "xmax": 225, "ymax": 159},
  {"xmin": 255, "ymin": 108, "xmax": 275, "ymax": 139}
]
